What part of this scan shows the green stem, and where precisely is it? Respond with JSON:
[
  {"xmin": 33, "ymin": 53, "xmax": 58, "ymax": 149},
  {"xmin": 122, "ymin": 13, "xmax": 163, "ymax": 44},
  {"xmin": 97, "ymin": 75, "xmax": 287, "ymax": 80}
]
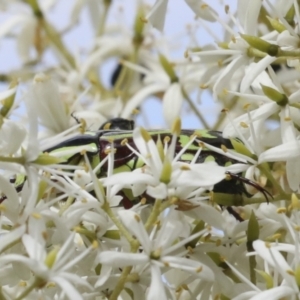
[
  {"xmin": 25, "ymin": 0, "xmax": 75, "ymax": 68},
  {"xmin": 0, "ymin": 156, "xmax": 25, "ymax": 165},
  {"xmin": 109, "ymin": 265, "xmax": 133, "ymax": 300},
  {"xmin": 102, "ymin": 202, "xmax": 138, "ymax": 245},
  {"xmin": 144, "ymin": 199, "xmax": 162, "ymax": 230}
]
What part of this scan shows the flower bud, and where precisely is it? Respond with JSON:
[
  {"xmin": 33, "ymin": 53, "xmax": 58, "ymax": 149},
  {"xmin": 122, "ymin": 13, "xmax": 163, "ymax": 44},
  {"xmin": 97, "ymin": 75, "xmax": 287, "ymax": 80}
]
[
  {"xmin": 261, "ymin": 84, "xmax": 288, "ymax": 106},
  {"xmin": 241, "ymin": 34, "xmax": 279, "ymax": 56},
  {"xmin": 159, "ymin": 54, "xmax": 178, "ymax": 83}
]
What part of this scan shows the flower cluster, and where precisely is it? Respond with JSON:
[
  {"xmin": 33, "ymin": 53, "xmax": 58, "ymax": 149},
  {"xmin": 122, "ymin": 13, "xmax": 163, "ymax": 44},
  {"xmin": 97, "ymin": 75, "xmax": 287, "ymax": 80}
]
[{"xmin": 0, "ymin": 0, "xmax": 300, "ymax": 299}]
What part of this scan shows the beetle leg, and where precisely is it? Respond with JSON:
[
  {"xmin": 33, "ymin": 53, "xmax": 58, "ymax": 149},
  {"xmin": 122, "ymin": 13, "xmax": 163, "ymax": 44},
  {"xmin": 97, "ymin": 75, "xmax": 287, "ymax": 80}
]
[{"xmin": 225, "ymin": 171, "xmax": 273, "ymax": 203}]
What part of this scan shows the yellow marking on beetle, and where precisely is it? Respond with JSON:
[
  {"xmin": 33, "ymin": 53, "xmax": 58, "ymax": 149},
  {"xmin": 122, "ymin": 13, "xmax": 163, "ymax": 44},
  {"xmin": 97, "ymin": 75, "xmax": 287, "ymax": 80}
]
[
  {"xmin": 204, "ymin": 155, "xmax": 215, "ymax": 162},
  {"xmin": 180, "ymin": 153, "xmax": 194, "ymax": 162}
]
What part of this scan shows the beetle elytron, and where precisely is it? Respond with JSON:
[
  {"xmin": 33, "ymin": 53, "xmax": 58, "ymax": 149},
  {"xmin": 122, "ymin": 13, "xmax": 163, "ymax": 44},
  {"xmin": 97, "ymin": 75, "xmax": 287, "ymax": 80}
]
[{"xmin": 1, "ymin": 118, "xmax": 271, "ymax": 211}]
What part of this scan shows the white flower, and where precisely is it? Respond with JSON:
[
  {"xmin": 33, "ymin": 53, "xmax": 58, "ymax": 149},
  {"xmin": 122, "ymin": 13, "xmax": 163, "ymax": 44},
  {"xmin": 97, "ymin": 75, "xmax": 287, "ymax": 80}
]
[{"xmin": 97, "ymin": 210, "xmax": 214, "ymax": 299}]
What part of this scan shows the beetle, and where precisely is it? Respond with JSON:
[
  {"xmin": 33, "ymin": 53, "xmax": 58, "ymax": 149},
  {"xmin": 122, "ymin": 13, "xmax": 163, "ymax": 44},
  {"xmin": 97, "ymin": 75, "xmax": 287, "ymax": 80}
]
[{"xmin": 1, "ymin": 118, "xmax": 271, "ymax": 211}]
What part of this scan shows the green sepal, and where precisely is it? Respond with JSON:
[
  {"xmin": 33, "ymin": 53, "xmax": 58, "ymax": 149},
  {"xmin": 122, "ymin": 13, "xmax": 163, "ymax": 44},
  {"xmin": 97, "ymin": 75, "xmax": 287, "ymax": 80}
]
[
  {"xmin": 32, "ymin": 154, "xmax": 64, "ymax": 165},
  {"xmin": 185, "ymin": 220, "xmax": 205, "ymax": 248},
  {"xmin": 261, "ymin": 84, "xmax": 288, "ymax": 106},
  {"xmin": 285, "ymin": 5, "xmax": 295, "ymax": 26},
  {"xmin": 256, "ymin": 269, "xmax": 274, "ymax": 289},
  {"xmin": 0, "ymin": 80, "xmax": 17, "ymax": 120},
  {"xmin": 133, "ymin": 6, "xmax": 145, "ymax": 46},
  {"xmin": 37, "ymin": 179, "xmax": 48, "ymax": 202},
  {"xmin": 156, "ymin": 135, "xmax": 164, "ymax": 162},
  {"xmin": 44, "ymin": 246, "xmax": 58, "ymax": 268},
  {"xmin": 247, "ymin": 210, "xmax": 259, "ymax": 245},
  {"xmin": 103, "ymin": 230, "xmax": 121, "ymax": 240},
  {"xmin": 241, "ymin": 34, "xmax": 279, "ymax": 56},
  {"xmin": 95, "ymin": 263, "xmax": 101, "ymax": 276},
  {"xmin": 295, "ymin": 265, "xmax": 300, "ymax": 288},
  {"xmin": 140, "ymin": 127, "xmax": 152, "ymax": 142},
  {"xmin": 230, "ymin": 138, "xmax": 254, "ymax": 158},
  {"xmin": 171, "ymin": 117, "xmax": 181, "ymax": 135},
  {"xmin": 159, "ymin": 54, "xmax": 178, "ymax": 83},
  {"xmin": 218, "ymin": 42, "xmax": 229, "ymax": 49},
  {"xmin": 160, "ymin": 158, "xmax": 172, "ymax": 184}
]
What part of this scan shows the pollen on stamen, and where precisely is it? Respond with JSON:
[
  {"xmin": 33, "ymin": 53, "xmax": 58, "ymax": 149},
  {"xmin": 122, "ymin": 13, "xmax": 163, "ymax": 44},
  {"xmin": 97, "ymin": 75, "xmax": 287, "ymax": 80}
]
[
  {"xmin": 277, "ymin": 207, "xmax": 287, "ymax": 214},
  {"xmin": 164, "ymin": 136, "xmax": 171, "ymax": 144},
  {"xmin": 221, "ymin": 108, "xmax": 229, "ymax": 113},
  {"xmin": 243, "ymin": 103, "xmax": 251, "ymax": 110},
  {"xmin": 92, "ymin": 240, "xmax": 98, "ymax": 249},
  {"xmin": 265, "ymin": 242, "xmax": 271, "ymax": 248},
  {"xmin": 134, "ymin": 214, "xmax": 141, "ymax": 222},
  {"xmin": 198, "ymin": 141, "xmax": 204, "ymax": 148},
  {"xmin": 19, "ymin": 281, "xmax": 27, "ymax": 287},
  {"xmin": 104, "ymin": 148, "xmax": 116, "ymax": 155},
  {"xmin": 187, "ymin": 246, "xmax": 194, "ymax": 254},
  {"xmin": 200, "ymin": 84, "xmax": 208, "ymax": 89},
  {"xmin": 240, "ymin": 122, "xmax": 248, "ymax": 128},
  {"xmin": 286, "ymin": 269, "xmax": 295, "ymax": 276},
  {"xmin": 140, "ymin": 197, "xmax": 147, "ymax": 205},
  {"xmin": 181, "ymin": 165, "xmax": 190, "ymax": 171},
  {"xmin": 284, "ymin": 117, "xmax": 292, "ymax": 121},
  {"xmin": 225, "ymin": 5, "xmax": 229, "ymax": 14},
  {"xmin": 231, "ymin": 35, "xmax": 236, "ymax": 43},
  {"xmin": 132, "ymin": 108, "xmax": 140, "ymax": 115},
  {"xmin": 190, "ymin": 133, "xmax": 198, "ymax": 140},
  {"xmin": 294, "ymin": 225, "xmax": 300, "ymax": 232},
  {"xmin": 196, "ymin": 266, "xmax": 203, "ymax": 273},
  {"xmin": 221, "ymin": 144, "xmax": 228, "ymax": 152},
  {"xmin": 80, "ymin": 149, "xmax": 87, "ymax": 155},
  {"xmin": 121, "ymin": 138, "xmax": 128, "ymax": 146},
  {"xmin": 270, "ymin": 233, "xmax": 282, "ymax": 241},
  {"xmin": 163, "ymin": 261, "xmax": 170, "ymax": 267},
  {"xmin": 140, "ymin": 16, "xmax": 148, "ymax": 23},
  {"xmin": 32, "ymin": 212, "xmax": 42, "ymax": 219},
  {"xmin": 222, "ymin": 88, "xmax": 228, "ymax": 95}
]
